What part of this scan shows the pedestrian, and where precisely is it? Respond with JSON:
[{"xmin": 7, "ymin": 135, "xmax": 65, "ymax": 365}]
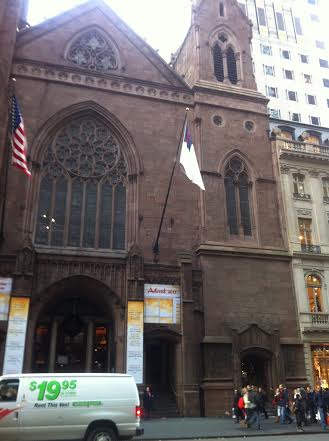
[
  {"xmin": 258, "ymin": 387, "xmax": 268, "ymax": 419},
  {"xmin": 314, "ymin": 385, "xmax": 328, "ymax": 431},
  {"xmin": 232, "ymin": 389, "xmax": 243, "ymax": 423},
  {"xmin": 306, "ymin": 385, "xmax": 317, "ymax": 424},
  {"xmin": 142, "ymin": 386, "xmax": 154, "ymax": 419},
  {"xmin": 278, "ymin": 384, "xmax": 293, "ymax": 424},
  {"xmin": 245, "ymin": 385, "xmax": 260, "ymax": 430},
  {"xmin": 293, "ymin": 388, "xmax": 306, "ymax": 432},
  {"xmin": 272, "ymin": 387, "xmax": 280, "ymax": 423}
]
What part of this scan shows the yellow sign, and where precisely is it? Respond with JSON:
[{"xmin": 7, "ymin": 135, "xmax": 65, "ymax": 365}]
[
  {"xmin": 9, "ymin": 297, "xmax": 30, "ymax": 319},
  {"xmin": 144, "ymin": 284, "xmax": 181, "ymax": 324},
  {"xmin": 3, "ymin": 297, "xmax": 30, "ymax": 375},
  {"xmin": 0, "ymin": 277, "xmax": 12, "ymax": 321},
  {"xmin": 126, "ymin": 301, "xmax": 144, "ymax": 384}
]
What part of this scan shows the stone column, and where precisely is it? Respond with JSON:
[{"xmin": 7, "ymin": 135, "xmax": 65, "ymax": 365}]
[
  {"xmin": 231, "ymin": 329, "xmax": 241, "ymax": 390},
  {"xmin": 48, "ymin": 319, "xmax": 59, "ymax": 372},
  {"xmin": 85, "ymin": 320, "xmax": 94, "ymax": 372}
]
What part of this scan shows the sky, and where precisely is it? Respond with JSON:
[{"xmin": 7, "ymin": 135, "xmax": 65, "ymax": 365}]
[{"xmin": 27, "ymin": 0, "xmax": 193, "ymax": 62}]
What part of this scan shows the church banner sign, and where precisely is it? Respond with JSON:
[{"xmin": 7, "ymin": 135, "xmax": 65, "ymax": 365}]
[
  {"xmin": 3, "ymin": 297, "xmax": 30, "ymax": 375},
  {"xmin": 0, "ymin": 277, "xmax": 12, "ymax": 321},
  {"xmin": 126, "ymin": 301, "xmax": 144, "ymax": 384},
  {"xmin": 144, "ymin": 284, "xmax": 181, "ymax": 324}
]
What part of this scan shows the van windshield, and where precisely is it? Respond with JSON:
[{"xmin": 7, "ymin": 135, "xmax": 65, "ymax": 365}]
[{"xmin": 0, "ymin": 379, "xmax": 19, "ymax": 402}]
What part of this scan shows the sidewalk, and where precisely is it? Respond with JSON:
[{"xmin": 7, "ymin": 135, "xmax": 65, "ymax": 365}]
[{"xmin": 138, "ymin": 417, "xmax": 326, "ymax": 440}]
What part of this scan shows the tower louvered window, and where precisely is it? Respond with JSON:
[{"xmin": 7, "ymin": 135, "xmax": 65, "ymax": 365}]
[
  {"xmin": 227, "ymin": 47, "xmax": 238, "ymax": 84},
  {"xmin": 224, "ymin": 157, "xmax": 252, "ymax": 236},
  {"xmin": 213, "ymin": 44, "xmax": 224, "ymax": 82}
]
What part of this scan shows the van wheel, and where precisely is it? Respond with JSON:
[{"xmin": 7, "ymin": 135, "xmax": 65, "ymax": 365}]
[{"xmin": 86, "ymin": 426, "xmax": 117, "ymax": 441}]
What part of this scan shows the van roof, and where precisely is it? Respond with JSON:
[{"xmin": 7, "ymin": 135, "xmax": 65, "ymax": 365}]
[{"xmin": 0, "ymin": 373, "xmax": 133, "ymax": 379}]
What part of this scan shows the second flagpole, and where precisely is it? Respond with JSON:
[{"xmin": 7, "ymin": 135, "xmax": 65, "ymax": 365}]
[{"xmin": 152, "ymin": 108, "xmax": 189, "ymax": 262}]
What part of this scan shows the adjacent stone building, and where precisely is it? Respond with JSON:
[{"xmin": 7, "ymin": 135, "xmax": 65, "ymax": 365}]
[
  {"xmin": 273, "ymin": 124, "xmax": 329, "ymax": 390},
  {"xmin": 0, "ymin": 0, "xmax": 307, "ymax": 415}
]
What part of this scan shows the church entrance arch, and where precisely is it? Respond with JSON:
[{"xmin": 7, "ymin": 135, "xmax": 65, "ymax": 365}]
[
  {"xmin": 241, "ymin": 348, "xmax": 273, "ymax": 389},
  {"xmin": 32, "ymin": 276, "xmax": 116, "ymax": 373}
]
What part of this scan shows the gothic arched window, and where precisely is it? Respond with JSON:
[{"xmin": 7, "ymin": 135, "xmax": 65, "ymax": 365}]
[
  {"xmin": 219, "ymin": 2, "xmax": 225, "ymax": 17},
  {"xmin": 35, "ymin": 117, "xmax": 127, "ymax": 250},
  {"xmin": 224, "ymin": 157, "xmax": 252, "ymax": 236},
  {"xmin": 213, "ymin": 44, "xmax": 224, "ymax": 82},
  {"xmin": 67, "ymin": 29, "xmax": 119, "ymax": 72},
  {"xmin": 227, "ymin": 47, "xmax": 238, "ymax": 84}
]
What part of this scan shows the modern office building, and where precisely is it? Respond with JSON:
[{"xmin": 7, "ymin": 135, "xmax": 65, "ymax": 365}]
[{"xmin": 238, "ymin": 0, "xmax": 329, "ymax": 128}]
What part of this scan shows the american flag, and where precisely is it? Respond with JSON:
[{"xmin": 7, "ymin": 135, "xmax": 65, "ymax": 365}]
[{"xmin": 10, "ymin": 95, "xmax": 31, "ymax": 176}]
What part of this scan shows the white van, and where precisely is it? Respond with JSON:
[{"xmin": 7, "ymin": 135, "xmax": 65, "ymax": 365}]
[{"xmin": 0, "ymin": 373, "xmax": 144, "ymax": 441}]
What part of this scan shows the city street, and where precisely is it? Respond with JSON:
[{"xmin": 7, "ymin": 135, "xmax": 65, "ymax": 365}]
[{"xmin": 138, "ymin": 417, "xmax": 327, "ymax": 440}]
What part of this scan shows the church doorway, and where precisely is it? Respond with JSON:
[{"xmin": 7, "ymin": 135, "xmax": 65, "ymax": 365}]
[
  {"xmin": 241, "ymin": 350, "xmax": 273, "ymax": 389},
  {"xmin": 32, "ymin": 276, "xmax": 115, "ymax": 373},
  {"xmin": 145, "ymin": 339, "xmax": 175, "ymax": 391}
]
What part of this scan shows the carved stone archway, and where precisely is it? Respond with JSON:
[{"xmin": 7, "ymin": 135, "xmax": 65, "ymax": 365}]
[
  {"xmin": 232, "ymin": 324, "xmax": 284, "ymax": 390},
  {"xmin": 24, "ymin": 275, "xmax": 125, "ymax": 373}
]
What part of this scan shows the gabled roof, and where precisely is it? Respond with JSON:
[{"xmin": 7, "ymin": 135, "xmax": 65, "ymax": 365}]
[{"xmin": 17, "ymin": 0, "xmax": 189, "ymax": 89}]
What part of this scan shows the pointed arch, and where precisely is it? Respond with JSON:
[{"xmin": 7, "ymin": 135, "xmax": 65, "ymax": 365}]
[
  {"xmin": 64, "ymin": 26, "xmax": 121, "ymax": 72},
  {"xmin": 221, "ymin": 151, "xmax": 256, "ymax": 237},
  {"xmin": 209, "ymin": 25, "xmax": 241, "ymax": 86},
  {"xmin": 31, "ymin": 101, "xmax": 142, "ymax": 176},
  {"xmin": 26, "ymin": 102, "xmax": 142, "ymax": 251}
]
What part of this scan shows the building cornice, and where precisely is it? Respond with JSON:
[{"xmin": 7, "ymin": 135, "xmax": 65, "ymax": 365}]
[
  {"xmin": 196, "ymin": 244, "xmax": 291, "ymax": 260},
  {"xmin": 12, "ymin": 60, "xmax": 194, "ymax": 106}
]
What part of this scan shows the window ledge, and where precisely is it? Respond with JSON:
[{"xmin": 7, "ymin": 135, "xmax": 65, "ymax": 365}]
[
  {"xmin": 34, "ymin": 245, "xmax": 127, "ymax": 259},
  {"xmin": 293, "ymin": 193, "xmax": 312, "ymax": 201}
]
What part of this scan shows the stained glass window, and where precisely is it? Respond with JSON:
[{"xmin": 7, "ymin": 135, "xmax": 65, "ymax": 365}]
[
  {"xmin": 67, "ymin": 29, "xmax": 119, "ymax": 72},
  {"xmin": 224, "ymin": 157, "xmax": 252, "ymax": 237},
  {"xmin": 35, "ymin": 117, "xmax": 127, "ymax": 250}
]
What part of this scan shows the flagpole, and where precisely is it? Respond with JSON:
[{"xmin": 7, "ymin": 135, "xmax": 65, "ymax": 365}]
[
  {"xmin": 152, "ymin": 109, "xmax": 189, "ymax": 262},
  {"xmin": 0, "ymin": 79, "xmax": 15, "ymax": 245}
]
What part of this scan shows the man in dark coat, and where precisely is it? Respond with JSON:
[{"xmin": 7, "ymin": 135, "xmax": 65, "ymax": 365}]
[{"xmin": 314, "ymin": 385, "xmax": 328, "ymax": 431}]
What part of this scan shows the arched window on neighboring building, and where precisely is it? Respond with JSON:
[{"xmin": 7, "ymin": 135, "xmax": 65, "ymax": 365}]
[
  {"xmin": 213, "ymin": 44, "xmax": 224, "ymax": 82},
  {"xmin": 306, "ymin": 274, "xmax": 323, "ymax": 313},
  {"xmin": 35, "ymin": 117, "xmax": 127, "ymax": 250},
  {"xmin": 224, "ymin": 157, "xmax": 252, "ymax": 236},
  {"xmin": 219, "ymin": 2, "xmax": 225, "ymax": 17},
  {"xmin": 226, "ymin": 47, "xmax": 238, "ymax": 84}
]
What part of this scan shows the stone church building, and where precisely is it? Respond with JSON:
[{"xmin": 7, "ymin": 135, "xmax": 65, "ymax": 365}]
[{"xmin": 0, "ymin": 0, "xmax": 307, "ymax": 415}]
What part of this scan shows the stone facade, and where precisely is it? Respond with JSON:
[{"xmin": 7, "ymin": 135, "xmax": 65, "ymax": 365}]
[
  {"xmin": 273, "ymin": 130, "xmax": 329, "ymax": 390},
  {"xmin": 0, "ymin": 0, "xmax": 307, "ymax": 416}
]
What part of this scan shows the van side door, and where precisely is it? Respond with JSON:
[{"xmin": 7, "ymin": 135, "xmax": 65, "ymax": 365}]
[{"xmin": 0, "ymin": 378, "xmax": 21, "ymax": 441}]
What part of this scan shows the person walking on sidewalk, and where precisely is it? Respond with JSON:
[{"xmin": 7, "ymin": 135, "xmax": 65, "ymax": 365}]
[
  {"xmin": 278, "ymin": 384, "xmax": 293, "ymax": 424},
  {"xmin": 314, "ymin": 385, "xmax": 328, "ymax": 431},
  {"xmin": 142, "ymin": 386, "xmax": 154, "ymax": 419},
  {"xmin": 293, "ymin": 388, "xmax": 306, "ymax": 432},
  {"xmin": 258, "ymin": 387, "xmax": 268, "ymax": 419},
  {"xmin": 245, "ymin": 386, "xmax": 261, "ymax": 430},
  {"xmin": 232, "ymin": 389, "xmax": 243, "ymax": 423},
  {"xmin": 306, "ymin": 385, "xmax": 317, "ymax": 424}
]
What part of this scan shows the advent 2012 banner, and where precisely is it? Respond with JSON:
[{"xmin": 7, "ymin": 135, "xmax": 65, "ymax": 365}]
[
  {"xmin": 3, "ymin": 297, "xmax": 30, "ymax": 375},
  {"xmin": 126, "ymin": 301, "xmax": 143, "ymax": 384},
  {"xmin": 144, "ymin": 284, "xmax": 181, "ymax": 324}
]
